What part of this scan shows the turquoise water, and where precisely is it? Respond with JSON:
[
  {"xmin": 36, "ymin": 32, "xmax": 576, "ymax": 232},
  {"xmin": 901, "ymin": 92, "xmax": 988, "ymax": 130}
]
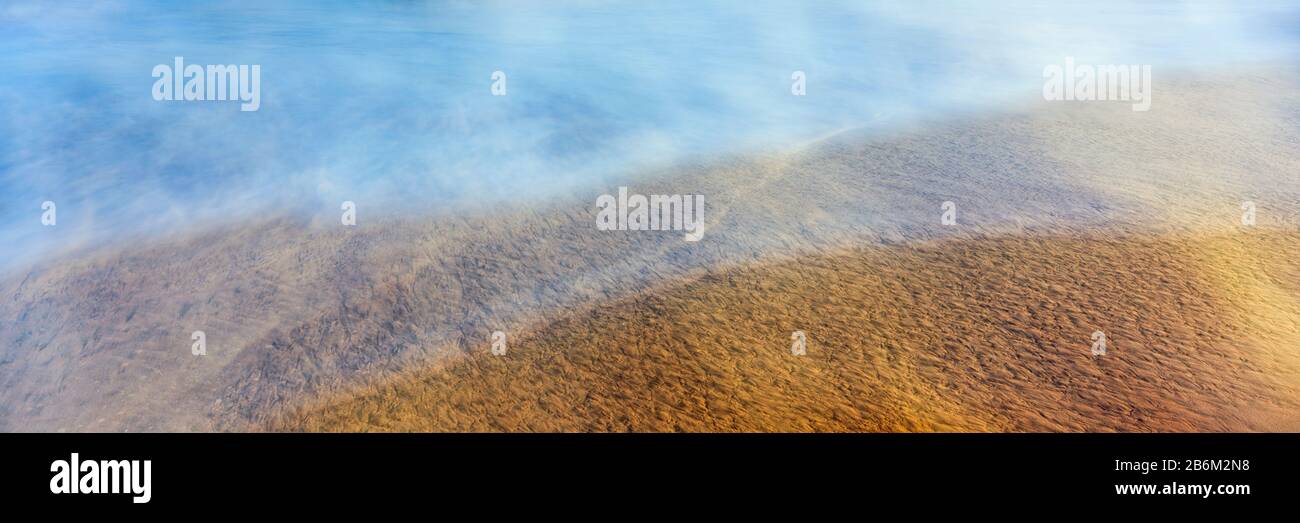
[{"xmin": 2, "ymin": 0, "xmax": 1297, "ymax": 267}]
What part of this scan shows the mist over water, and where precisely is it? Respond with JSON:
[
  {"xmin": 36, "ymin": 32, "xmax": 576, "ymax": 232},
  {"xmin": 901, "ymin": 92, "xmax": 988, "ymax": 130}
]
[{"xmin": 2, "ymin": 0, "xmax": 1297, "ymax": 271}]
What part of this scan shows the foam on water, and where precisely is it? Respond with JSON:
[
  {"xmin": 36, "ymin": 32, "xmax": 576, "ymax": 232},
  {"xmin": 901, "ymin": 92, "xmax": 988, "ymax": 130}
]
[{"xmin": 1, "ymin": 0, "xmax": 1297, "ymax": 270}]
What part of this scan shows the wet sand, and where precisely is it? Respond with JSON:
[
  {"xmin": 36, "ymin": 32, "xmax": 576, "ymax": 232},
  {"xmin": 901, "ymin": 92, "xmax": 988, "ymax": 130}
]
[{"xmin": 276, "ymin": 230, "xmax": 1300, "ymax": 432}]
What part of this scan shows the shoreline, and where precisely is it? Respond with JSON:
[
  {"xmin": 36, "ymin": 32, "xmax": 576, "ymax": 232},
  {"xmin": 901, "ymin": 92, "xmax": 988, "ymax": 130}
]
[{"xmin": 3, "ymin": 67, "xmax": 1299, "ymax": 432}]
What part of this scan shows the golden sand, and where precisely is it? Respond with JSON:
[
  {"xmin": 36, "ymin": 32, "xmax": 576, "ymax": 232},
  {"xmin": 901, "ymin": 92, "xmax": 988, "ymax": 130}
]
[{"xmin": 277, "ymin": 230, "xmax": 1300, "ymax": 432}]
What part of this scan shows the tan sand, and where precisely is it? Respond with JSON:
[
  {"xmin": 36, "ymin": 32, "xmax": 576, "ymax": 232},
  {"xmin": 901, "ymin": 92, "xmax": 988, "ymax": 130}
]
[{"xmin": 275, "ymin": 230, "xmax": 1300, "ymax": 432}]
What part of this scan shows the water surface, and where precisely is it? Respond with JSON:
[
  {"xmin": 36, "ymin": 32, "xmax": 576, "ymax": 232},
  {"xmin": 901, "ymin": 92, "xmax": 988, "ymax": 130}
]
[{"xmin": 2, "ymin": 0, "xmax": 1297, "ymax": 269}]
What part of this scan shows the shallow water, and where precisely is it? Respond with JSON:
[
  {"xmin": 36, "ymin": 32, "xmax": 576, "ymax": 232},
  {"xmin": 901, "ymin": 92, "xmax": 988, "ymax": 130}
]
[{"xmin": 2, "ymin": 0, "xmax": 1297, "ymax": 269}]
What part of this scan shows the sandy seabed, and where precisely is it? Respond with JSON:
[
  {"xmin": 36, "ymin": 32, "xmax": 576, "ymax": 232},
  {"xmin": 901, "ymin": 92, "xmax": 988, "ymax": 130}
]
[
  {"xmin": 279, "ymin": 230, "xmax": 1300, "ymax": 432},
  {"xmin": 3, "ymin": 67, "xmax": 1299, "ymax": 432}
]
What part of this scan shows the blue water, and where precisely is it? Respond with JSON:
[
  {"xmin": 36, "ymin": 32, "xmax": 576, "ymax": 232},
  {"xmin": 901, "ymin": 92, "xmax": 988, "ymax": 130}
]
[{"xmin": 2, "ymin": 0, "xmax": 1297, "ymax": 268}]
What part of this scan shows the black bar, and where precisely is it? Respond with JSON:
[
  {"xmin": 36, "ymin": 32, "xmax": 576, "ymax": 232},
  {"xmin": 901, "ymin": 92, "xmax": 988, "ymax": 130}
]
[{"xmin": 1, "ymin": 433, "xmax": 1288, "ymax": 513}]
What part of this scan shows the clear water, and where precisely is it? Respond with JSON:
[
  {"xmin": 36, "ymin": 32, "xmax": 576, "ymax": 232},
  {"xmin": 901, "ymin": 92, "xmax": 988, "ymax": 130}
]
[{"xmin": 2, "ymin": 0, "xmax": 1297, "ymax": 269}]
